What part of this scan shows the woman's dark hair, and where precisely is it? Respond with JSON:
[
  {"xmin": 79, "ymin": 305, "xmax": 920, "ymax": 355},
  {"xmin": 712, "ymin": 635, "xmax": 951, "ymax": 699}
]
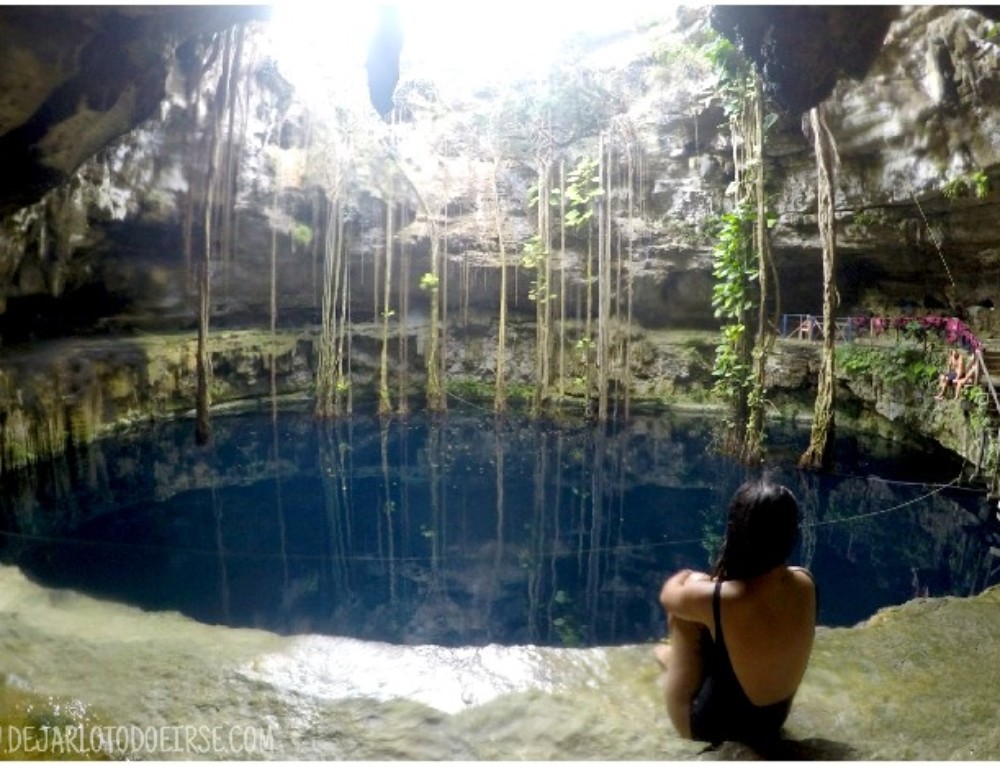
[{"xmin": 711, "ymin": 479, "xmax": 800, "ymax": 581}]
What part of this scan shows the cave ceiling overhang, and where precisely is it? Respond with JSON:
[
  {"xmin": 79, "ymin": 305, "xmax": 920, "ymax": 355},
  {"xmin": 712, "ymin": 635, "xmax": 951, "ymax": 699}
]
[
  {"xmin": 711, "ymin": 5, "xmax": 1000, "ymax": 115},
  {"xmin": 1, "ymin": 4, "xmax": 999, "ymax": 217}
]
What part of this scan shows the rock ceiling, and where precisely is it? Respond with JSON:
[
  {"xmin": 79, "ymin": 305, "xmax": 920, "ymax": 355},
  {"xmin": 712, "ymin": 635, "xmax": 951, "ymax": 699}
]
[{"xmin": 1, "ymin": 4, "xmax": 988, "ymax": 218}]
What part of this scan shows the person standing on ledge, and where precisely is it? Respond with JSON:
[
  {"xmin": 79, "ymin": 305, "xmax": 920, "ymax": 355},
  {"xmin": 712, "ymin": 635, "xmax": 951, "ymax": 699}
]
[{"xmin": 654, "ymin": 480, "xmax": 817, "ymax": 747}]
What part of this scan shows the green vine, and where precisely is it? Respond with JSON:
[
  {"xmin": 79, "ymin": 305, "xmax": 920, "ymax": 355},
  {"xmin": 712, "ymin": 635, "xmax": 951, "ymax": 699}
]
[
  {"xmin": 701, "ymin": 31, "xmax": 776, "ymax": 461},
  {"xmin": 560, "ymin": 157, "xmax": 601, "ymax": 230},
  {"xmin": 534, "ymin": 156, "xmax": 602, "ymax": 231},
  {"xmin": 710, "ymin": 202, "xmax": 756, "ymax": 419},
  {"xmin": 520, "ymin": 234, "xmax": 549, "ymax": 303}
]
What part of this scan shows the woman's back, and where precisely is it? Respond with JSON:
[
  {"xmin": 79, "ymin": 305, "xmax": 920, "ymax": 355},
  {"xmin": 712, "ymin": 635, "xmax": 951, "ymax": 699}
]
[
  {"xmin": 657, "ymin": 480, "xmax": 818, "ymax": 744},
  {"xmin": 716, "ymin": 565, "xmax": 816, "ymax": 706}
]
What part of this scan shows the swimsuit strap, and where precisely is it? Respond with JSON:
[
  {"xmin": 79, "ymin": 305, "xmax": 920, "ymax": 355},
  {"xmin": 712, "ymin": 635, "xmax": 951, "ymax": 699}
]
[{"xmin": 712, "ymin": 579, "xmax": 724, "ymax": 644}]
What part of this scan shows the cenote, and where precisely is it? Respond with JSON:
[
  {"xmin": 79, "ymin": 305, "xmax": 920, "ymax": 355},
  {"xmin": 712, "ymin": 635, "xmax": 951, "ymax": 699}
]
[{"xmin": 1, "ymin": 406, "xmax": 996, "ymax": 649}]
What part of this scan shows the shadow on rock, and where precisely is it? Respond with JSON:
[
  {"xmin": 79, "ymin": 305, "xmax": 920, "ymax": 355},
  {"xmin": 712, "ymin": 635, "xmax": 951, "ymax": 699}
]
[{"xmin": 696, "ymin": 737, "xmax": 861, "ymax": 760}]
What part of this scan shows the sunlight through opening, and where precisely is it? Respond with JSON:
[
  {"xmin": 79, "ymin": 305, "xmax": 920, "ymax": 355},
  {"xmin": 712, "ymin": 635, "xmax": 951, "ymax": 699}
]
[{"xmin": 266, "ymin": 0, "xmax": 671, "ymax": 112}]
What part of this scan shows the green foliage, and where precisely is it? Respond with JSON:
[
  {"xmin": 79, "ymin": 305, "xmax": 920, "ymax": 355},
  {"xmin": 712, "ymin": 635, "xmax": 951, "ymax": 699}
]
[
  {"xmin": 710, "ymin": 203, "xmax": 756, "ymax": 405},
  {"xmin": 446, "ymin": 379, "xmax": 494, "ymax": 402},
  {"xmin": 489, "ymin": 62, "xmax": 616, "ymax": 163},
  {"xmin": 701, "ymin": 36, "xmax": 742, "ymax": 89},
  {"xmin": 540, "ymin": 156, "xmax": 602, "ymax": 232},
  {"xmin": 521, "ymin": 235, "xmax": 555, "ymax": 304},
  {"xmin": 419, "ymin": 272, "xmax": 439, "ymax": 291},
  {"xmin": 851, "ymin": 208, "xmax": 888, "ymax": 229},
  {"xmin": 292, "ymin": 222, "xmax": 313, "ymax": 247},
  {"xmin": 700, "ymin": 35, "xmax": 755, "ymax": 119},
  {"xmin": 520, "ymin": 234, "xmax": 547, "ymax": 270},
  {"xmin": 445, "ymin": 380, "xmax": 534, "ymax": 405},
  {"xmin": 711, "ymin": 205, "xmax": 757, "ymax": 319},
  {"xmin": 653, "ymin": 39, "xmax": 708, "ymax": 72},
  {"xmin": 942, "ymin": 170, "xmax": 991, "ymax": 200},
  {"xmin": 962, "ymin": 382, "xmax": 990, "ymax": 433},
  {"xmin": 701, "ymin": 522, "xmax": 724, "ymax": 569},
  {"xmin": 836, "ymin": 344, "xmax": 939, "ymax": 388},
  {"xmin": 565, "ymin": 158, "xmax": 601, "ymax": 203}
]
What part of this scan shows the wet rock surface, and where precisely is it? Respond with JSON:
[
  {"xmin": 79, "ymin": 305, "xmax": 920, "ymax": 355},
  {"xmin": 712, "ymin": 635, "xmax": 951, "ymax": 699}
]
[{"xmin": 0, "ymin": 564, "xmax": 997, "ymax": 760}]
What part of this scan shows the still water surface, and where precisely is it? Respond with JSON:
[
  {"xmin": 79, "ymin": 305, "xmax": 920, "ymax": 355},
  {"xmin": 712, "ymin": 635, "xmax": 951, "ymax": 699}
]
[{"xmin": 0, "ymin": 407, "xmax": 995, "ymax": 647}]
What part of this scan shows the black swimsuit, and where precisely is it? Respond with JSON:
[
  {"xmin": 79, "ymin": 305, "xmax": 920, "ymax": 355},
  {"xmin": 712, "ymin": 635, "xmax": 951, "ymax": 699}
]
[{"xmin": 688, "ymin": 579, "xmax": 799, "ymax": 746}]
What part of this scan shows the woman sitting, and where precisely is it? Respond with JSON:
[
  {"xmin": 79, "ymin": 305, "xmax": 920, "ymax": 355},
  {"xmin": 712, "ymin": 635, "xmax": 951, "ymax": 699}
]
[{"xmin": 654, "ymin": 480, "xmax": 817, "ymax": 747}]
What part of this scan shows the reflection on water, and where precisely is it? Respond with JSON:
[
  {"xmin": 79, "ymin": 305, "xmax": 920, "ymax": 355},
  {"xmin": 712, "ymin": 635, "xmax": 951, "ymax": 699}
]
[{"xmin": 0, "ymin": 406, "xmax": 996, "ymax": 646}]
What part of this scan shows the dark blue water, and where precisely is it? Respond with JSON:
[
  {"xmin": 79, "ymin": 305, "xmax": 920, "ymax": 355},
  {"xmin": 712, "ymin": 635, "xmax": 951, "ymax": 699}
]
[{"xmin": 1, "ymin": 407, "xmax": 997, "ymax": 647}]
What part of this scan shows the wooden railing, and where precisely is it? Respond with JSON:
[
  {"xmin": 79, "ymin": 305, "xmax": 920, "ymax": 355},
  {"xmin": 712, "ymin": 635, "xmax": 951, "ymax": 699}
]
[
  {"xmin": 779, "ymin": 313, "xmax": 978, "ymax": 350},
  {"xmin": 779, "ymin": 314, "xmax": 865, "ymax": 342},
  {"xmin": 972, "ymin": 348, "xmax": 1000, "ymax": 496}
]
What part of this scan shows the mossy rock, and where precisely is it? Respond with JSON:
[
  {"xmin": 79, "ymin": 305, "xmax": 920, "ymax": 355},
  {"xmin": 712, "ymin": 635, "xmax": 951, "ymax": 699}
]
[{"xmin": 0, "ymin": 684, "xmax": 115, "ymax": 760}]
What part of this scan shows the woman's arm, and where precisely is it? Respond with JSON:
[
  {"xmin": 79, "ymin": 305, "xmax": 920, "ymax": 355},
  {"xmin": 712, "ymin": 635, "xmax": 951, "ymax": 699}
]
[{"xmin": 659, "ymin": 569, "xmax": 716, "ymax": 626}]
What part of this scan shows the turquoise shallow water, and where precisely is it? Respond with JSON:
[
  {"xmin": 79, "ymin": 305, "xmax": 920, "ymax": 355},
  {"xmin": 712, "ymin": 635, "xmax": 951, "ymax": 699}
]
[{"xmin": 0, "ymin": 407, "xmax": 995, "ymax": 647}]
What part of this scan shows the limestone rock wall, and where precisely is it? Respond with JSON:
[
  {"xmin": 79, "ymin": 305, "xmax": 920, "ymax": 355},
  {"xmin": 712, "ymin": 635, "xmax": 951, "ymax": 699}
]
[{"xmin": 0, "ymin": 7, "xmax": 998, "ymax": 341}]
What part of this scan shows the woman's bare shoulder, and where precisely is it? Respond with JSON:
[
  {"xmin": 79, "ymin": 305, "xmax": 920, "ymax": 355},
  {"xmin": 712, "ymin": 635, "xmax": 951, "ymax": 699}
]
[{"xmin": 786, "ymin": 567, "xmax": 818, "ymax": 609}]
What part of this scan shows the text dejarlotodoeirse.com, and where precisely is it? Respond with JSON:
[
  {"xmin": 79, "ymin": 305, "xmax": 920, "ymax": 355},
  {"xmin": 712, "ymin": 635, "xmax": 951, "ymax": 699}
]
[{"xmin": 0, "ymin": 724, "xmax": 277, "ymax": 757}]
